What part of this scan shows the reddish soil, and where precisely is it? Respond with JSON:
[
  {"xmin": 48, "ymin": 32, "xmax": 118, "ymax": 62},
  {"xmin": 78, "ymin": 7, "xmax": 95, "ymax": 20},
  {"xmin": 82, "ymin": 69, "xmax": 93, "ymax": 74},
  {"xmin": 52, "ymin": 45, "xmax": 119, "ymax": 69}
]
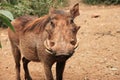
[{"xmin": 0, "ymin": 3, "xmax": 120, "ymax": 80}]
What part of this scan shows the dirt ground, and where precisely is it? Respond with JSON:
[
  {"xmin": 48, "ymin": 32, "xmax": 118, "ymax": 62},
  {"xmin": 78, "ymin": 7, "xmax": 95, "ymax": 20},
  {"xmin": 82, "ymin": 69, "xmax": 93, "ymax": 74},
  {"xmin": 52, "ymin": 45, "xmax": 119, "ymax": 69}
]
[{"xmin": 0, "ymin": 3, "xmax": 120, "ymax": 80}]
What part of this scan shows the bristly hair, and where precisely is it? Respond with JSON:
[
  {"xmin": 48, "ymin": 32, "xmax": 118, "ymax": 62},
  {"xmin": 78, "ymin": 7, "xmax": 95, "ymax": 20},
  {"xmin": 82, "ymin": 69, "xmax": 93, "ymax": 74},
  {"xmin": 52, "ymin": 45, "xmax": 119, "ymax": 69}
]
[
  {"xmin": 23, "ymin": 15, "xmax": 50, "ymax": 33},
  {"xmin": 19, "ymin": 10, "xmax": 67, "ymax": 34}
]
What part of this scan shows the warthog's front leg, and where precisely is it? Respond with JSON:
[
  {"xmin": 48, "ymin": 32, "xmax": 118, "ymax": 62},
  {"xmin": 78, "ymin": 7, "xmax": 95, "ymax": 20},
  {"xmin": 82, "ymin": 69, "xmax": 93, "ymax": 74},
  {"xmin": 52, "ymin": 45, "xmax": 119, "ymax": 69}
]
[
  {"xmin": 43, "ymin": 63, "xmax": 54, "ymax": 80},
  {"xmin": 10, "ymin": 43, "xmax": 21, "ymax": 80},
  {"xmin": 22, "ymin": 57, "xmax": 32, "ymax": 80},
  {"xmin": 56, "ymin": 61, "xmax": 66, "ymax": 80}
]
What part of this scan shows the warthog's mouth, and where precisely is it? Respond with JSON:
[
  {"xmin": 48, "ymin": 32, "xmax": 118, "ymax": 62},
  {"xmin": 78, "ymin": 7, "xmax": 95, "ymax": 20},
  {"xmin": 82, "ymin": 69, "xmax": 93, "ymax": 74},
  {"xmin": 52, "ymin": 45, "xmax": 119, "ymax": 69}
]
[{"xmin": 44, "ymin": 39, "xmax": 79, "ymax": 56}]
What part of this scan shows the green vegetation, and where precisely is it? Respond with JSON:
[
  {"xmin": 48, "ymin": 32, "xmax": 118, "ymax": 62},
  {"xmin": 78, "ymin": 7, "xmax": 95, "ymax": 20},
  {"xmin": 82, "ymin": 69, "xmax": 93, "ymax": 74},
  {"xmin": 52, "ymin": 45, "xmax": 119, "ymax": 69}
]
[
  {"xmin": 0, "ymin": 0, "xmax": 67, "ymax": 18},
  {"xmin": 0, "ymin": 0, "xmax": 67, "ymax": 27},
  {"xmin": 0, "ymin": 10, "xmax": 15, "ymax": 48},
  {"xmin": 0, "ymin": 10, "xmax": 15, "ymax": 31},
  {"xmin": 83, "ymin": 0, "xmax": 120, "ymax": 5}
]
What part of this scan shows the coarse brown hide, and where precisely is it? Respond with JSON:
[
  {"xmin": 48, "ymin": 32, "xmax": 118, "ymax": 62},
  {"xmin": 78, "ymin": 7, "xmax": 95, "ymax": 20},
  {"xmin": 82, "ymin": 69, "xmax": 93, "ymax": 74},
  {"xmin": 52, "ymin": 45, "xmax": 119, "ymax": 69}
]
[{"xmin": 8, "ymin": 3, "xmax": 80, "ymax": 80}]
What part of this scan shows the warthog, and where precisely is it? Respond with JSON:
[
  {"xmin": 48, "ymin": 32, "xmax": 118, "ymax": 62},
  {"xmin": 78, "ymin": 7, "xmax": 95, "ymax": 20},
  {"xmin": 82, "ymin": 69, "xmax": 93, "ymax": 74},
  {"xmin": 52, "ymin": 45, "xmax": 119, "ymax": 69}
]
[{"xmin": 8, "ymin": 3, "xmax": 80, "ymax": 80}]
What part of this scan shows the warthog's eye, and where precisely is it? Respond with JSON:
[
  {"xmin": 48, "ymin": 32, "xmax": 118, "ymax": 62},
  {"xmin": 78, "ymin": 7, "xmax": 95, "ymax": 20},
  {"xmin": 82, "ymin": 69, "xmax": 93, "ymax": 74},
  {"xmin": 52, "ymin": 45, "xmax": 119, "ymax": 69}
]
[
  {"xmin": 70, "ymin": 18, "xmax": 74, "ymax": 24},
  {"xmin": 50, "ymin": 21, "xmax": 55, "ymax": 27},
  {"xmin": 72, "ymin": 27, "xmax": 77, "ymax": 33}
]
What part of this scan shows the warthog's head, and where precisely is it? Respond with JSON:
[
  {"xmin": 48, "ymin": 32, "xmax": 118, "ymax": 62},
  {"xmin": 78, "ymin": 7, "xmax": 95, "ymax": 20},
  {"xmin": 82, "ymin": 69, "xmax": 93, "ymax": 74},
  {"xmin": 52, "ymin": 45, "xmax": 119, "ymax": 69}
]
[{"xmin": 44, "ymin": 3, "xmax": 80, "ymax": 58}]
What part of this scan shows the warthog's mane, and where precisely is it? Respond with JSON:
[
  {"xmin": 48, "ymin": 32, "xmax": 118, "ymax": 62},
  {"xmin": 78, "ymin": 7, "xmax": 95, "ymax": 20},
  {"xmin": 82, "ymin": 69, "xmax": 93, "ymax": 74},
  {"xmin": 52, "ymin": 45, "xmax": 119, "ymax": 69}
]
[
  {"xmin": 22, "ymin": 15, "xmax": 50, "ymax": 33},
  {"xmin": 16, "ymin": 10, "xmax": 67, "ymax": 34}
]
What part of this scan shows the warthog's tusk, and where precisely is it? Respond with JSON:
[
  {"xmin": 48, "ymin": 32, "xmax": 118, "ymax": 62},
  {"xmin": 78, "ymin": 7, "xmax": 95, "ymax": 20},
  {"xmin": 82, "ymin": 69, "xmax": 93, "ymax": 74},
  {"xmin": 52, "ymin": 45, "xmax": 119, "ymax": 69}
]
[
  {"xmin": 44, "ymin": 39, "xmax": 54, "ymax": 55},
  {"xmin": 74, "ymin": 42, "xmax": 79, "ymax": 50},
  {"xmin": 44, "ymin": 39, "xmax": 50, "ymax": 50},
  {"xmin": 45, "ymin": 49, "xmax": 54, "ymax": 55}
]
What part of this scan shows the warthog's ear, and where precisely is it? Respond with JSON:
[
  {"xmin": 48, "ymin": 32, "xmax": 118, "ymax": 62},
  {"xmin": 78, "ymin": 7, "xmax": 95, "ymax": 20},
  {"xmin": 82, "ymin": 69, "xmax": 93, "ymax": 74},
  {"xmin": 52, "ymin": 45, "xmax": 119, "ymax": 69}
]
[{"xmin": 70, "ymin": 3, "xmax": 79, "ymax": 18}]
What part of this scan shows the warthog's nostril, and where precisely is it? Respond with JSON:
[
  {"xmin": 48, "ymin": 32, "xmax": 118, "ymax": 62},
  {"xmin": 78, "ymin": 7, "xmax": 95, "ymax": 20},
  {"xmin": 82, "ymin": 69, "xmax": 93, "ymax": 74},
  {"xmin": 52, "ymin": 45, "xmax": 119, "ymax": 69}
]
[{"xmin": 50, "ymin": 42, "xmax": 55, "ymax": 47}]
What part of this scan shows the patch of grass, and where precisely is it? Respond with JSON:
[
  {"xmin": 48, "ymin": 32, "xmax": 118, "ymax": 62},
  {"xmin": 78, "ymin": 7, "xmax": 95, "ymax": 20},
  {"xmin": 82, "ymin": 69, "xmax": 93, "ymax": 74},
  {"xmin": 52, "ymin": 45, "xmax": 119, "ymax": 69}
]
[{"xmin": 0, "ymin": 0, "xmax": 67, "ymax": 17}]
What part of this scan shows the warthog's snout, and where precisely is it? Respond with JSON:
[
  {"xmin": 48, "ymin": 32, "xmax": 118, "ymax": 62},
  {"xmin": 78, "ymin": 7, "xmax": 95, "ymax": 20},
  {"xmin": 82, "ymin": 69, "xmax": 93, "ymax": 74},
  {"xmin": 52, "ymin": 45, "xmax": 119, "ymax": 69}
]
[{"xmin": 44, "ymin": 39, "xmax": 79, "ymax": 57}]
